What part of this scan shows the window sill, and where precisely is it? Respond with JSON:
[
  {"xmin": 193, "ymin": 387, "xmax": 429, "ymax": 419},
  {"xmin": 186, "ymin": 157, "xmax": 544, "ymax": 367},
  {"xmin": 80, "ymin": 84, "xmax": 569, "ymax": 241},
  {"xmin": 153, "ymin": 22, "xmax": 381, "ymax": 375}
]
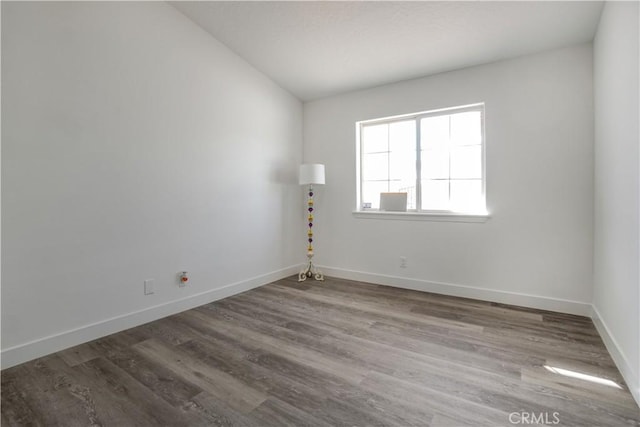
[{"xmin": 352, "ymin": 210, "xmax": 490, "ymax": 223}]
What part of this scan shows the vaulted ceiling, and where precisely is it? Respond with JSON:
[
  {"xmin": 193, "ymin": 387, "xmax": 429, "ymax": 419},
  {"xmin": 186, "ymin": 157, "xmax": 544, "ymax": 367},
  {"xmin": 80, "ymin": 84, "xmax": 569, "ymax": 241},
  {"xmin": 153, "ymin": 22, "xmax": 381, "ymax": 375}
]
[{"xmin": 171, "ymin": 1, "xmax": 604, "ymax": 101}]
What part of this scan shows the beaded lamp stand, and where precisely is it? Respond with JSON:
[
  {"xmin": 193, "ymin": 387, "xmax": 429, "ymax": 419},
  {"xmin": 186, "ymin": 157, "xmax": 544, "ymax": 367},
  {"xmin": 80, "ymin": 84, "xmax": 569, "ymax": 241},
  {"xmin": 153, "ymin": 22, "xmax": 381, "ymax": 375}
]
[{"xmin": 298, "ymin": 185, "xmax": 324, "ymax": 282}]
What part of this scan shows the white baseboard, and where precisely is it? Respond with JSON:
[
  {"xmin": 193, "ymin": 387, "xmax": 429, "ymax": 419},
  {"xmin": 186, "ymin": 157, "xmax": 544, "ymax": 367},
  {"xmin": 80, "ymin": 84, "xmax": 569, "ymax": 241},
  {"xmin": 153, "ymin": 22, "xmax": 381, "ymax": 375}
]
[
  {"xmin": 320, "ymin": 266, "xmax": 592, "ymax": 316},
  {"xmin": 591, "ymin": 305, "xmax": 640, "ymax": 408},
  {"xmin": 1, "ymin": 265, "xmax": 300, "ymax": 370}
]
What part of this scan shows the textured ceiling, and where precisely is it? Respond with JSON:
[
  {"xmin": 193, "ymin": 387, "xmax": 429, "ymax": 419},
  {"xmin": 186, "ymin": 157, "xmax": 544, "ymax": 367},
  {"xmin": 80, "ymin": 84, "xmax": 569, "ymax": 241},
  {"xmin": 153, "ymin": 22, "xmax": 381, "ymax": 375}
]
[{"xmin": 171, "ymin": 1, "xmax": 604, "ymax": 101}]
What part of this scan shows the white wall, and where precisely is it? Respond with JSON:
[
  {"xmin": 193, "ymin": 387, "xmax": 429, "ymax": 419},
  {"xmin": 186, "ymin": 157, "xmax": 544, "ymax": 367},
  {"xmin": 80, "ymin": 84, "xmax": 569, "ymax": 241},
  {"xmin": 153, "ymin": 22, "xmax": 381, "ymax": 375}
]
[
  {"xmin": 304, "ymin": 44, "xmax": 594, "ymax": 315},
  {"xmin": 1, "ymin": 2, "xmax": 302, "ymax": 366},
  {"xmin": 593, "ymin": 1, "xmax": 640, "ymax": 405}
]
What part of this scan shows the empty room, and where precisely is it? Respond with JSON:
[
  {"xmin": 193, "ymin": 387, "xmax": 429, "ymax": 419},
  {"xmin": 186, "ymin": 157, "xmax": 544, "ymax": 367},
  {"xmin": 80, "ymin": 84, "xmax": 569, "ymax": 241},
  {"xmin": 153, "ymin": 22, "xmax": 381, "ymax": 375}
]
[{"xmin": 1, "ymin": 1, "xmax": 639, "ymax": 426}]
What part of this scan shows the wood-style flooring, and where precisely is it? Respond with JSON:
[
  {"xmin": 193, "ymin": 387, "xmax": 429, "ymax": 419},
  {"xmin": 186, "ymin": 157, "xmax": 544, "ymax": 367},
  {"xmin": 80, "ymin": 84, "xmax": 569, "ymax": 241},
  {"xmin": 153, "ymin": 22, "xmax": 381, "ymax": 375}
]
[{"xmin": 2, "ymin": 276, "xmax": 639, "ymax": 426}]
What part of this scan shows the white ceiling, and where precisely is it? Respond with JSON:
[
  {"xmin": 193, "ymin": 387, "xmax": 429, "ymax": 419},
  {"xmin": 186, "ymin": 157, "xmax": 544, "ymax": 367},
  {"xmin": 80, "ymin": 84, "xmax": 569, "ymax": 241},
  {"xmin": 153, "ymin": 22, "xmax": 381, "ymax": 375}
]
[{"xmin": 171, "ymin": 1, "xmax": 604, "ymax": 101}]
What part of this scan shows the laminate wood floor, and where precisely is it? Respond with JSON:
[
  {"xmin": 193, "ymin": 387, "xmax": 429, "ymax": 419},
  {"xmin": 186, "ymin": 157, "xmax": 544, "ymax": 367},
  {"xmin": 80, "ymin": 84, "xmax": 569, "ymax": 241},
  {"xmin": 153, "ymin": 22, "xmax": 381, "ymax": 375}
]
[{"xmin": 2, "ymin": 276, "xmax": 639, "ymax": 426}]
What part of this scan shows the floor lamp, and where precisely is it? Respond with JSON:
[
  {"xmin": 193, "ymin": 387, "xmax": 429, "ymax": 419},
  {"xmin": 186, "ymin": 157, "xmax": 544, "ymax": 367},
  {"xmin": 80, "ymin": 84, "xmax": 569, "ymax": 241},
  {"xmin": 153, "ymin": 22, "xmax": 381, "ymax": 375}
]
[{"xmin": 299, "ymin": 163, "xmax": 325, "ymax": 282}]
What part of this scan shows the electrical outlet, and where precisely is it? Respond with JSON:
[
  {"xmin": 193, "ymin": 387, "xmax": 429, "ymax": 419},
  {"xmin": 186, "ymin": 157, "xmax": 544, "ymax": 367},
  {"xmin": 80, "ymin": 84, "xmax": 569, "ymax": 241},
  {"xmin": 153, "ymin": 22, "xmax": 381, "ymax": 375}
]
[
  {"xmin": 179, "ymin": 271, "xmax": 189, "ymax": 287},
  {"xmin": 400, "ymin": 257, "xmax": 407, "ymax": 268},
  {"xmin": 144, "ymin": 279, "xmax": 155, "ymax": 295}
]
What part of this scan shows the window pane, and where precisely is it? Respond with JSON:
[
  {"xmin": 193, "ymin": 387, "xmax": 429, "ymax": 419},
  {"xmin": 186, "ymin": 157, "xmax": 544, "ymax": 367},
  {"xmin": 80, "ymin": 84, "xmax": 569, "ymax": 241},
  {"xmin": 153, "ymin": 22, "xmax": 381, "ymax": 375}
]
[
  {"xmin": 450, "ymin": 145, "xmax": 481, "ymax": 179},
  {"xmin": 389, "ymin": 120, "xmax": 416, "ymax": 184},
  {"xmin": 450, "ymin": 179, "xmax": 482, "ymax": 211},
  {"xmin": 362, "ymin": 124, "xmax": 388, "ymax": 153},
  {"xmin": 450, "ymin": 112, "xmax": 481, "ymax": 146},
  {"xmin": 362, "ymin": 152, "xmax": 388, "ymax": 181},
  {"xmin": 361, "ymin": 181, "xmax": 390, "ymax": 210},
  {"xmin": 390, "ymin": 181, "xmax": 416, "ymax": 210},
  {"xmin": 421, "ymin": 116, "xmax": 449, "ymax": 149},
  {"xmin": 390, "ymin": 149, "xmax": 416, "ymax": 181},
  {"xmin": 421, "ymin": 180, "xmax": 449, "ymax": 210},
  {"xmin": 389, "ymin": 120, "xmax": 416, "ymax": 152},
  {"xmin": 421, "ymin": 149, "xmax": 449, "ymax": 179}
]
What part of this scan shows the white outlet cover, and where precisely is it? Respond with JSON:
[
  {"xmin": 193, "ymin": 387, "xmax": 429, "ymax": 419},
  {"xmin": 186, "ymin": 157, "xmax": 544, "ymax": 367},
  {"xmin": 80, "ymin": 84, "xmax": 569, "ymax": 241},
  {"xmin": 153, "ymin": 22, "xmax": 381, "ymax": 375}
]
[{"xmin": 144, "ymin": 279, "xmax": 155, "ymax": 295}]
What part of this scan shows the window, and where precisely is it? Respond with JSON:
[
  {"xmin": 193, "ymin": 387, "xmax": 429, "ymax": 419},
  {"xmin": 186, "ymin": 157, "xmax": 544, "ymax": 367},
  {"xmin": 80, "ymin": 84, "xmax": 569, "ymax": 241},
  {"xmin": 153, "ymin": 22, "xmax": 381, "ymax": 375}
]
[{"xmin": 357, "ymin": 103, "xmax": 486, "ymax": 215}]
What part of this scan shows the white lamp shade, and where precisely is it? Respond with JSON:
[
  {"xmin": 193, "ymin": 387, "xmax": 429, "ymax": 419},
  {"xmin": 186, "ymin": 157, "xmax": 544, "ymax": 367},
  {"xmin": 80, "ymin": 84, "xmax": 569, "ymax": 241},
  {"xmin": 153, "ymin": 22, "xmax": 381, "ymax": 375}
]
[{"xmin": 299, "ymin": 164, "xmax": 325, "ymax": 185}]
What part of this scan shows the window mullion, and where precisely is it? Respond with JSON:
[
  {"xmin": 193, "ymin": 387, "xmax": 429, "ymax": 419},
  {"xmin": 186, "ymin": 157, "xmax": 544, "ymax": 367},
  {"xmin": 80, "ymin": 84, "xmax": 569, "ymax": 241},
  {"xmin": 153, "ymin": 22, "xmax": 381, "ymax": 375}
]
[
  {"xmin": 359, "ymin": 124, "xmax": 364, "ymax": 210},
  {"xmin": 386, "ymin": 124, "xmax": 391, "ymax": 193},
  {"xmin": 448, "ymin": 116, "xmax": 452, "ymax": 207},
  {"xmin": 415, "ymin": 117, "xmax": 422, "ymax": 211}
]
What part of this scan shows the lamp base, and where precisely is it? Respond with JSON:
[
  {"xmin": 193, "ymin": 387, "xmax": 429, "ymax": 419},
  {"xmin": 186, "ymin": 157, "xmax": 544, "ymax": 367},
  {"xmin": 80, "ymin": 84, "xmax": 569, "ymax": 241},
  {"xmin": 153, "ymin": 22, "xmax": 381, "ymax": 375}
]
[{"xmin": 298, "ymin": 260, "xmax": 324, "ymax": 282}]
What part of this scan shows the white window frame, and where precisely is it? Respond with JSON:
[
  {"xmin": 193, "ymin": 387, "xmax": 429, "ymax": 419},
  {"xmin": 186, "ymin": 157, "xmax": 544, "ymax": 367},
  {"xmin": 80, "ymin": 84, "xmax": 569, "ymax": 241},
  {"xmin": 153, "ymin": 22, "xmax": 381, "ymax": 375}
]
[{"xmin": 355, "ymin": 103, "xmax": 489, "ymax": 222}]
